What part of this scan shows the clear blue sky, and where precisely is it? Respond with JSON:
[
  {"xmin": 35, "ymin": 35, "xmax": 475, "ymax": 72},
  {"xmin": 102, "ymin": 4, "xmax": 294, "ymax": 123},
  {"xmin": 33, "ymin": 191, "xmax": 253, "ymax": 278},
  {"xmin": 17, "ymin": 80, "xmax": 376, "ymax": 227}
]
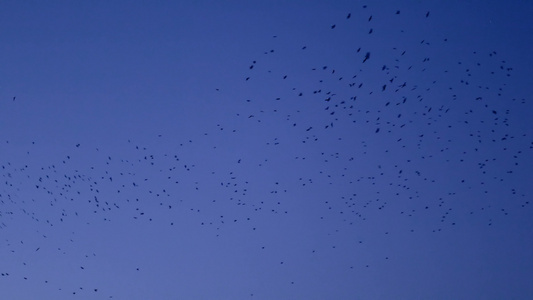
[{"xmin": 1, "ymin": 1, "xmax": 532, "ymax": 299}]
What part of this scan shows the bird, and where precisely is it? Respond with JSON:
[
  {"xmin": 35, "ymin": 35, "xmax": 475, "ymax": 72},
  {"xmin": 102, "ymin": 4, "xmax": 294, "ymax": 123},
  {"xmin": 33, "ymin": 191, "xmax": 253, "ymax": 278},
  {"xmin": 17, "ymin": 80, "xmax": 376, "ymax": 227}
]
[{"xmin": 363, "ymin": 52, "xmax": 371, "ymax": 63}]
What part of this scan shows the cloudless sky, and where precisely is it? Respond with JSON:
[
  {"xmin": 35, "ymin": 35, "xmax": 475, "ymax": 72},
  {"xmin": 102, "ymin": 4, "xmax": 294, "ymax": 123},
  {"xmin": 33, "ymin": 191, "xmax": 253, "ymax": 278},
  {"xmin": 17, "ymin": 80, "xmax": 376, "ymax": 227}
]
[{"xmin": 1, "ymin": 1, "xmax": 532, "ymax": 299}]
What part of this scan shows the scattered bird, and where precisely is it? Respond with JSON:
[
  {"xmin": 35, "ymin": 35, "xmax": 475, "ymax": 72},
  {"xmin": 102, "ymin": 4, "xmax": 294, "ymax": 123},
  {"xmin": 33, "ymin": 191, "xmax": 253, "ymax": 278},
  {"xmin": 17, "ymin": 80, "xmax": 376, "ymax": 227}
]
[{"xmin": 363, "ymin": 52, "xmax": 371, "ymax": 63}]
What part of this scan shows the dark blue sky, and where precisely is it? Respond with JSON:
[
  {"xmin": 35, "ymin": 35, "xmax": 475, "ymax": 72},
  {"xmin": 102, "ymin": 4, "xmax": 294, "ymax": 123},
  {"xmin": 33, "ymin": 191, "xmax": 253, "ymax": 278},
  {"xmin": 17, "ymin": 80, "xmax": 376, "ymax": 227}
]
[{"xmin": 1, "ymin": 1, "xmax": 532, "ymax": 299}]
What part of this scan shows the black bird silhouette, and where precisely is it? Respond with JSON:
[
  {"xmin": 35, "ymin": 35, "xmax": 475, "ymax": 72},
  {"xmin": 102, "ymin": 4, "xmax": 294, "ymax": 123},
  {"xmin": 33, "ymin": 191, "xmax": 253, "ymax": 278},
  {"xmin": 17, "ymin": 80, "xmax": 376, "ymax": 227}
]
[{"xmin": 363, "ymin": 52, "xmax": 371, "ymax": 63}]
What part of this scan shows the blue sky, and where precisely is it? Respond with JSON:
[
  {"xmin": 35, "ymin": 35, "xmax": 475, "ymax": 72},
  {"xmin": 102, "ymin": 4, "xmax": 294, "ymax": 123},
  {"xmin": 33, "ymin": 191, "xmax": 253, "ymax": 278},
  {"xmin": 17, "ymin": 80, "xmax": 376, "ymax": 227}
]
[{"xmin": 1, "ymin": 1, "xmax": 532, "ymax": 299}]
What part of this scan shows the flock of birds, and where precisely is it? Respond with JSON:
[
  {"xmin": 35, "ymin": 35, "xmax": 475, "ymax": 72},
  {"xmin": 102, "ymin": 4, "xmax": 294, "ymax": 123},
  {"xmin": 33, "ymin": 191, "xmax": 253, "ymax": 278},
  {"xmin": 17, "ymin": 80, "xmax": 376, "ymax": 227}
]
[{"xmin": 1, "ymin": 4, "xmax": 532, "ymax": 299}]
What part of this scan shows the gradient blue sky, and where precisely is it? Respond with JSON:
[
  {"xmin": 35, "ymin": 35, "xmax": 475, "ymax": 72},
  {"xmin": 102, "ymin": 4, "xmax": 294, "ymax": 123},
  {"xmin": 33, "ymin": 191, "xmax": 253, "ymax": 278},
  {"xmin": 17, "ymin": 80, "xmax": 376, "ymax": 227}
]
[{"xmin": 1, "ymin": 1, "xmax": 532, "ymax": 299}]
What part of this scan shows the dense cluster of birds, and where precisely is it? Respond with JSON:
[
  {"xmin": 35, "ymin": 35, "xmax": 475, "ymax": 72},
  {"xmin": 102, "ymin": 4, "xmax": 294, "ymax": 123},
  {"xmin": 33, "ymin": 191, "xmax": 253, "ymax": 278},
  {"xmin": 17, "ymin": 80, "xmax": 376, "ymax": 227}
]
[{"xmin": 1, "ymin": 5, "xmax": 531, "ymax": 298}]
